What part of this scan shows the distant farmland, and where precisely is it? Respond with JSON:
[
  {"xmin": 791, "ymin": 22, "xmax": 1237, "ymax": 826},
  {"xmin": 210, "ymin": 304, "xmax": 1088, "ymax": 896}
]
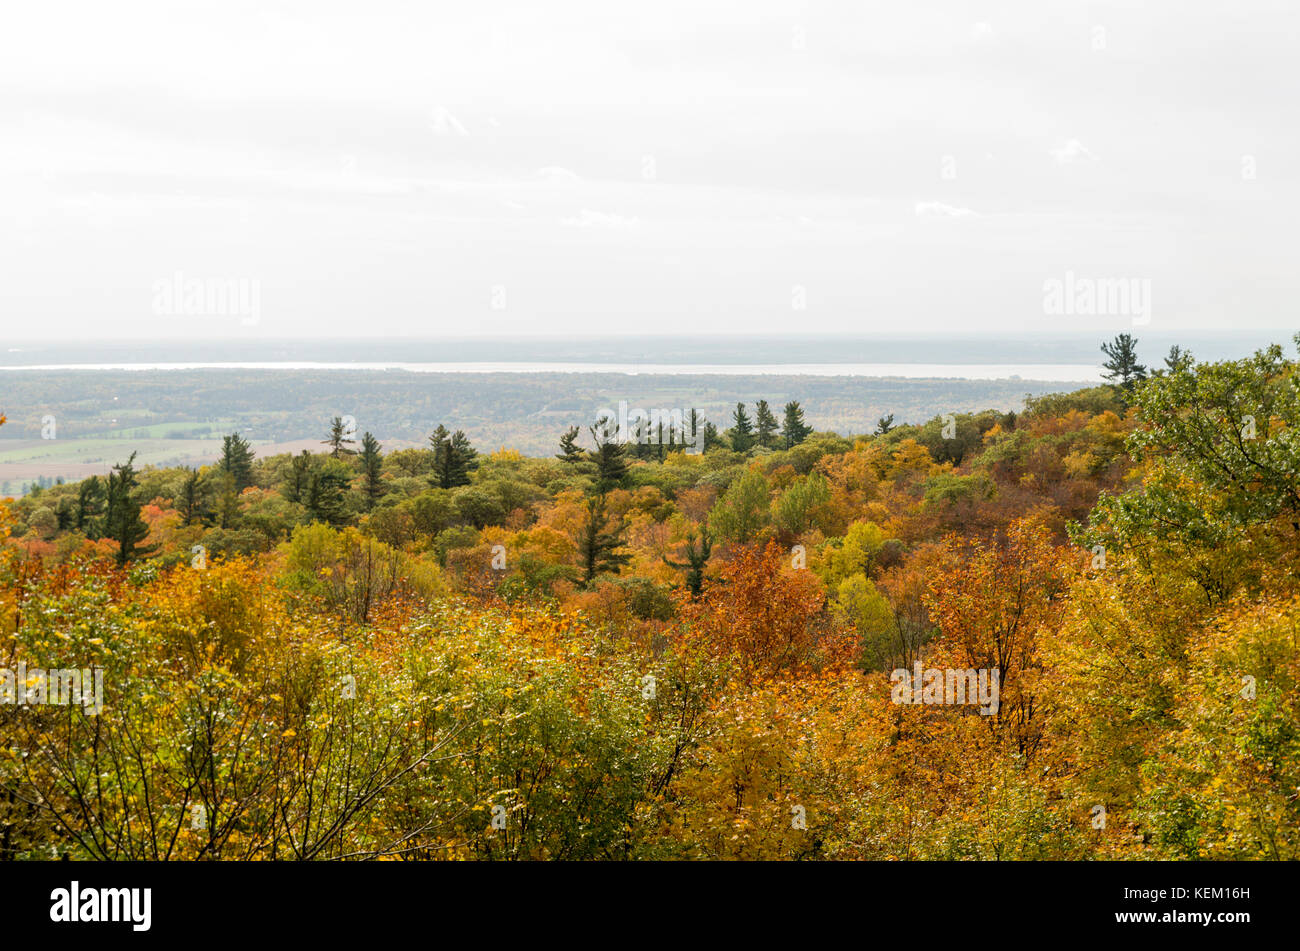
[{"xmin": 0, "ymin": 437, "xmax": 402, "ymax": 496}]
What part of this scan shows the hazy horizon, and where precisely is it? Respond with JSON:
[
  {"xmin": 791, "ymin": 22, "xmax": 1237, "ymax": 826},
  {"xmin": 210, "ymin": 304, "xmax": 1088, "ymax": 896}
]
[{"xmin": 1, "ymin": 329, "xmax": 1285, "ymax": 361}]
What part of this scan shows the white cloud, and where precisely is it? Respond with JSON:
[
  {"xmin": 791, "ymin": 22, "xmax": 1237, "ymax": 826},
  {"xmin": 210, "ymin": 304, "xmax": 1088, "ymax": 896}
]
[
  {"xmin": 1050, "ymin": 139, "xmax": 1098, "ymax": 164},
  {"xmin": 534, "ymin": 166, "xmax": 583, "ymax": 185}
]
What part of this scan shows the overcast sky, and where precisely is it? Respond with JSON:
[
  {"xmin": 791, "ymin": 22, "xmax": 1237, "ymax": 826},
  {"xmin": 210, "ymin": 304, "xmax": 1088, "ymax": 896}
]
[{"xmin": 2, "ymin": 1, "xmax": 1296, "ymax": 340}]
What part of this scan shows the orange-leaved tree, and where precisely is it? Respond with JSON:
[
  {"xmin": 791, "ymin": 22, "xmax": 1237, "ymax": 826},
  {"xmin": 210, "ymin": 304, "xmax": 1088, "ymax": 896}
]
[
  {"xmin": 924, "ymin": 514, "xmax": 1077, "ymax": 756},
  {"xmin": 682, "ymin": 539, "xmax": 847, "ymax": 683}
]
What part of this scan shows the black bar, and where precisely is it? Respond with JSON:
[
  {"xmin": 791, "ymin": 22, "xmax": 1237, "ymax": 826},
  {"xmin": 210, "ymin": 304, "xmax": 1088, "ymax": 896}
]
[{"xmin": 1, "ymin": 860, "xmax": 1280, "ymax": 939}]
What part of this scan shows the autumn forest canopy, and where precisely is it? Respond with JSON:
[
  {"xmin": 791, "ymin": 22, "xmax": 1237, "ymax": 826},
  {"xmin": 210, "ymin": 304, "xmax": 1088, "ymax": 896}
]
[{"xmin": 2, "ymin": 335, "xmax": 1298, "ymax": 860}]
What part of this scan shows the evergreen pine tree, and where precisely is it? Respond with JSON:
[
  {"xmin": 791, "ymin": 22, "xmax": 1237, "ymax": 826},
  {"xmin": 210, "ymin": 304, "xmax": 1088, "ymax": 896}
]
[
  {"xmin": 575, "ymin": 491, "xmax": 631, "ymax": 584},
  {"xmin": 557, "ymin": 426, "xmax": 584, "ymax": 463},
  {"xmin": 1101, "ymin": 333, "xmax": 1148, "ymax": 394},
  {"xmin": 55, "ymin": 497, "xmax": 75, "ymax": 531},
  {"xmin": 755, "ymin": 400, "xmax": 779, "ymax": 449},
  {"xmin": 451, "ymin": 431, "xmax": 478, "ymax": 483},
  {"xmin": 215, "ymin": 481, "xmax": 240, "ymax": 530},
  {"xmin": 429, "ymin": 425, "xmax": 477, "ymax": 489},
  {"xmin": 780, "ymin": 400, "xmax": 812, "ymax": 448},
  {"xmin": 306, "ymin": 462, "xmax": 350, "ymax": 525},
  {"xmin": 176, "ymin": 468, "xmax": 211, "ymax": 526},
  {"xmin": 219, "ymin": 432, "xmax": 256, "ymax": 492},
  {"xmin": 662, "ymin": 525, "xmax": 712, "ymax": 597},
  {"xmin": 730, "ymin": 402, "xmax": 755, "ymax": 452},
  {"xmin": 588, "ymin": 426, "xmax": 629, "ymax": 489},
  {"xmin": 428, "ymin": 425, "xmax": 452, "ymax": 486},
  {"xmin": 75, "ymin": 475, "xmax": 104, "ymax": 537},
  {"xmin": 285, "ymin": 450, "xmax": 313, "ymax": 504},
  {"xmin": 360, "ymin": 432, "xmax": 385, "ymax": 510},
  {"xmin": 1164, "ymin": 344, "xmax": 1191, "ymax": 373},
  {"xmin": 104, "ymin": 452, "xmax": 153, "ymax": 564},
  {"xmin": 323, "ymin": 416, "xmax": 358, "ymax": 457}
]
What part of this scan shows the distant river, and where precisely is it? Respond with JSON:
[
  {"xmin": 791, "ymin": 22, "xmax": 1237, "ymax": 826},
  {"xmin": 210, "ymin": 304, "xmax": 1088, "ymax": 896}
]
[{"xmin": 0, "ymin": 362, "xmax": 1105, "ymax": 382}]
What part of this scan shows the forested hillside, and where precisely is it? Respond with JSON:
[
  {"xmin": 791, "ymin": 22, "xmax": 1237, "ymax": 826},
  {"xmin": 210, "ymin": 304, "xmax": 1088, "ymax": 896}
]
[{"xmin": 2, "ymin": 337, "xmax": 1297, "ymax": 860}]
